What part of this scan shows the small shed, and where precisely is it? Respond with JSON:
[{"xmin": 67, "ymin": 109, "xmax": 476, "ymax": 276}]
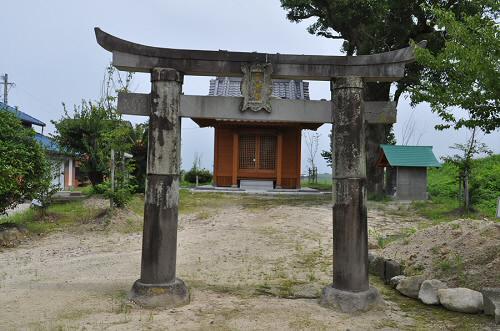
[{"xmin": 377, "ymin": 144, "xmax": 441, "ymax": 200}]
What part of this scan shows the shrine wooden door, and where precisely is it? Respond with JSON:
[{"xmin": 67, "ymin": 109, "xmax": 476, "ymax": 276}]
[{"xmin": 238, "ymin": 134, "xmax": 277, "ymax": 177}]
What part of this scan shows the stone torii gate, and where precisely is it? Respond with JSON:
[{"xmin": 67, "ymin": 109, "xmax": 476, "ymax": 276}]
[{"xmin": 95, "ymin": 28, "xmax": 421, "ymax": 312}]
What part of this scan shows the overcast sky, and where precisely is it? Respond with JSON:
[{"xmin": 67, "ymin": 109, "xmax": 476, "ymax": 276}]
[{"xmin": 2, "ymin": 0, "xmax": 499, "ymax": 173}]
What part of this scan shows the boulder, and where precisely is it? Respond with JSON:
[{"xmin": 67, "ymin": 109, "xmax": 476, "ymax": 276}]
[
  {"xmin": 390, "ymin": 275, "xmax": 406, "ymax": 289},
  {"xmin": 384, "ymin": 259, "xmax": 402, "ymax": 284},
  {"xmin": 368, "ymin": 252, "xmax": 375, "ymax": 265},
  {"xmin": 368, "ymin": 254, "xmax": 385, "ymax": 278},
  {"xmin": 438, "ymin": 288, "xmax": 483, "ymax": 314},
  {"xmin": 418, "ymin": 280, "xmax": 447, "ymax": 305},
  {"xmin": 396, "ymin": 275, "xmax": 425, "ymax": 298},
  {"xmin": 481, "ymin": 288, "xmax": 500, "ymax": 324}
]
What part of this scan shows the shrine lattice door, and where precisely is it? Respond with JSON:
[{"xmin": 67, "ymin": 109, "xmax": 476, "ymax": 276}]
[{"xmin": 238, "ymin": 134, "xmax": 277, "ymax": 177}]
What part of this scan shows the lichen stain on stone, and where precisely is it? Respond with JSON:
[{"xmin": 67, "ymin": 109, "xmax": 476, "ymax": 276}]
[
  {"xmin": 151, "ymin": 287, "xmax": 167, "ymax": 295},
  {"xmin": 149, "ymin": 177, "xmax": 180, "ymax": 209}
]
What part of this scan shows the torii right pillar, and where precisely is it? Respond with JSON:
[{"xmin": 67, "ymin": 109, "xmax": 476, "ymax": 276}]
[{"xmin": 320, "ymin": 77, "xmax": 382, "ymax": 313}]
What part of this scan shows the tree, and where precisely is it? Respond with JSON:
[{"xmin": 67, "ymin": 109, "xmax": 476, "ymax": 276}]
[
  {"xmin": 304, "ymin": 131, "xmax": 320, "ymax": 183},
  {"xmin": 400, "ymin": 111, "xmax": 424, "ymax": 145},
  {"xmin": 52, "ymin": 66, "xmax": 134, "ymax": 187},
  {"xmin": 280, "ymin": 0, "xmax": 493, "ymax": 196},
  {"xmin": 442, "ymin": 126, "xmax": 491, "ymax": 213},
  {"xmin": 184, "ymin": 153, "xmax": 212, "ymax": 184},
  {"xmin": 411, "ymin": 1, "xmax": 500, "ymax": 132},
  {"xmin": 281, "ymin": 0, "xmax": 500, "ymax": 127},
  {"xmin": 0, "ymin": 111, "xmax": 50, "ymax": 214},
  {"xmin": 129, "ymin": 122, "xmax": 148, "ymax": 193}
]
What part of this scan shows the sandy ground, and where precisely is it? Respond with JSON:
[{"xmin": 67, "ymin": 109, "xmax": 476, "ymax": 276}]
[
  {"xmin": 381, "ymin": 219, "xmax": 500, "ymax": 290},
  {"xmin": 0, "ymin": 196, "xmax": 496, "ymax": 330}
]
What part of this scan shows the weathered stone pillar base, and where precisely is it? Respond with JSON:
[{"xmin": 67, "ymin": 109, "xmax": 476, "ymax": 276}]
[
  {"xmin": 129, "ymin": 278, "xmax": 190, "ymax": 308},
  {"xmin": 320, "ymin": 286, "xmax": 382, "ymax": 313}
]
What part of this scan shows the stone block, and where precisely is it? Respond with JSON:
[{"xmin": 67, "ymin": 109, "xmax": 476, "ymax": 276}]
[
  {"xmin": 418, "ymin": 279, "xmax": 447, "ymax": 305},
  {"xmin": 384, "ymin": 259, "xmax": 402, "ymax": 284},
  {"xmin": 320, "ymin": 286, "xmax": 382, "ymax": 313},
  {"xmin": 438, "ymin": 288, "xmax": 483, "ymax": 314},
  {"xmin": 396, "ymin": 275, "xmax": 425, "ymax": 299},
  {"xmin": 481, "ymin": 288, "xmax": 500, "ymax": 324},
  {"xmin": 368, "ymin": 254, "xmax": 385, "ymax": 279},
  {"xmin": 129, "ymin": 278, "xmax": 190, "ymax": 308},
  {"xmin": 390, "ymin": 275, "xmax": 406, "ymax": 288}
]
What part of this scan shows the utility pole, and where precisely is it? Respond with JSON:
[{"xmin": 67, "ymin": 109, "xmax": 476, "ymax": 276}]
[
  {"xmin": 0, "ymin": 74, "xmax": 15, "ymax": 104},
  {"xmin": 110, "ymin": 149, "xmax": 115, "ymax": 210}
]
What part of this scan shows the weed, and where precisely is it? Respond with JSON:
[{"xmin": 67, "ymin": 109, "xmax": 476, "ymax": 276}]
[
  {"xmin": 196, "ymin": 211, "xmax": 211, "ymax": 220},
  {"xmin": 435, "ymin": 254, "xmax": 465, "ymax": 283},
  {"xmin": 0, "ymin": 200, "xmax": 106, "ymax": 234},
  {"xmin": 430, "ymin": 246, "xmax": 440, "ymax": 255}
]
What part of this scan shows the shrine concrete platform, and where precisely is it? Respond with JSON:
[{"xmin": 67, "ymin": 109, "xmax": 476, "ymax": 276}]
[{"xmin": 189, "ymin": 185, "xmax": 328, "ymax": 195}]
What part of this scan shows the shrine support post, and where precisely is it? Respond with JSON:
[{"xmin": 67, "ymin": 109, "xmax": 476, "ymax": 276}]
[
  {"xmin": 320, "ymin": 76, "xmax": 381, "ymax": 313},
  {"xmin": 129, "ymin": 68, "xmax": 189, "ymax": 308}
]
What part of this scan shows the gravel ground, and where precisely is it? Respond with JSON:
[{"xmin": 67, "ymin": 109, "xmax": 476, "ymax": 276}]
[{"xmin": 0, "ymin": 196, "xmax": 495, "ymax": 330}]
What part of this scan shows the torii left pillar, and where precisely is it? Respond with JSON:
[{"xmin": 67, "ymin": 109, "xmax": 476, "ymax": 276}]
[{"xmin": 129, "ymin": 68, "xmax": 190, "ymax": 308}]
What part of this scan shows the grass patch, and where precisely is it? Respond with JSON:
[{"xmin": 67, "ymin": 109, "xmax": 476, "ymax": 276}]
[
  {"xmin": 411, "ymin": 197, "xmax": 466, "ymax": 223},
  {"xmin": 0, "ymin": 200, "xmax": 106, "ymax": 234},
  {"xmin": 369, "ymin": 227, "xmax": 417, "ymax": 248},
  {"xmin": 424, "ymin": 154, "xmax": 500, "ymax": 220},
  {"xmin": 301, "ymin": 180, "xmax": 332, "ymax": 191},
  {"xmin": 128, "ymin": 194, "xmax": 145, "ymax": 216},
  {"xmin": 128, "ymin": 190, "xmax": 331, "ymax": 217},
  {"xmin": 187, "ymin": 279, "xmax": 259, "ymax": 298},
  {"xmin": 434, "ymin": 254, "xmax": 468, "ymax": 285}
]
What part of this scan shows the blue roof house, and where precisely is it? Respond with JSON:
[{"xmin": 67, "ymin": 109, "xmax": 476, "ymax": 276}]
[{"xmin": 1, "ymin": 102, "xmax": 78, "ymax": 190}]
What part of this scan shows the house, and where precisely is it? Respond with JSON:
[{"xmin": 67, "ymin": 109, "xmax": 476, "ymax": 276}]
[
  {"xmin": 0, "ymin": 101, "xmax": 78, "ymax": 190},
  {"xmin": 192, "ymin": 77, "xmax": 317, "ymax": 189},
  {"xmin": 377, "ymin": 144, "xmax": 441, "ymax": 200}
]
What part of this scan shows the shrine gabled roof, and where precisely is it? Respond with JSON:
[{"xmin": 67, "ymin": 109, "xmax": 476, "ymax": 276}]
[
  {"xmin": 0, "ymin": 101, "xmax": 46, "ymax": 127},
  {"xmin": 380, "ymin": 144, "xmax": 441, "ymax": 168}
]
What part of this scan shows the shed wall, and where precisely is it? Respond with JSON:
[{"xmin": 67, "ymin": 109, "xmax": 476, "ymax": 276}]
[{"xmin": 396, "ymin": 167, "xmax": 427, "ymax": 200}]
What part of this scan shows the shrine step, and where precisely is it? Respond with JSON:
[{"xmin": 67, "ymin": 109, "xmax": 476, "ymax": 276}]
[{"xmin": 239, "ymin": 180, "xmax": 274, "ymax": 191}]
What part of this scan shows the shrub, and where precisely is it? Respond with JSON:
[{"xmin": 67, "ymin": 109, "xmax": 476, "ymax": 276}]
[
  {"xmin": 93, "ymin": 180, "xmax": 136, "ymax": 208},
  {"xmin": 184, "ymin": 168, "xmax": 212, "ymax": 184},
  {"xmin": 0, "ymin": 110, "xmax": 50, "ymax": 214}
]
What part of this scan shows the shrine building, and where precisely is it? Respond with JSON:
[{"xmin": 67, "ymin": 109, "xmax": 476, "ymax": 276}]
[{"xmin": 191, "ymin": 77, "xmax": 319, "ymax": 189}]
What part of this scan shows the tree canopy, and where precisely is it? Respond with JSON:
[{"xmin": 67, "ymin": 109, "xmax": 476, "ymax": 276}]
[
  {"xmin": 280, "ymin": 0, "xmax": 494, "ymax": 114},
  {"xmin": 52, "ymin": 100, "xmax": 132, "ymax": 186},
  {"xmin": 52, "ymin": 66, "xmax": 135, "ymax": 187},
  {"xmin": 0, "ymin": 110, "xmax": 49, "ymax": 214},
  {"xmin": 411, "ymin": 1, "xmax": 499, "ymax": 132}
]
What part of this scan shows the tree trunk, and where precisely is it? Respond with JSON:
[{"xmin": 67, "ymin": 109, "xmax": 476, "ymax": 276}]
[
  {"xmin": 364, "ymin": 83, "xmax": 392, "ymax": 198},
  {"xmin": 464, "ymin": 172, "xmax": 470, "ymax": 213}
]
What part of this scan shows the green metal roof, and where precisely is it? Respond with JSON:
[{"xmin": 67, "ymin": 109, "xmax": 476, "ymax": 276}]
[{"xmin": 380, "ymin": 144, "xmax": 441, "ymax": 168}]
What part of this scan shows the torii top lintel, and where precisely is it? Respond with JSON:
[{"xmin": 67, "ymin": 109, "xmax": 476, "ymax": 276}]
[{"xmin": 95, "ymin": 28, "xmax": 424, "ymax": 82}]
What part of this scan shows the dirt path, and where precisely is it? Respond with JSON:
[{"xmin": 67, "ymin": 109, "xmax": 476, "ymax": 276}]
[{"xmin": 0, "ymin": 196, "xmax": 495, "ymax": 330}]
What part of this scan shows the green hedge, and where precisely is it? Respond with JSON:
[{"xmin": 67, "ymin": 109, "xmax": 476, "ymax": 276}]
[{"xmin": 184, "ymin": 168, "xmax": 212, "ymax": 184}]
